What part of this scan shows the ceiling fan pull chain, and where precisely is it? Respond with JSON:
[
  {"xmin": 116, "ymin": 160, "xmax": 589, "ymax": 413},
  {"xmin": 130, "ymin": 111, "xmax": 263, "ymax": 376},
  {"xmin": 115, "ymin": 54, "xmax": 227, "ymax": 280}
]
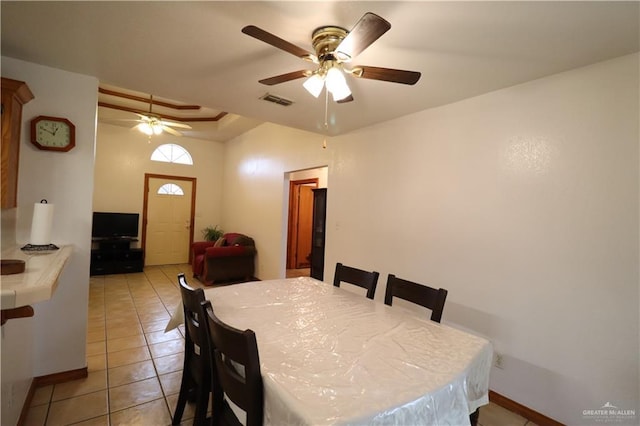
[
  {"xmin": 323, "ymin": 88, "xmax": 329, "ymax": 149},
  {"xmin": 324, "ymin": 88, "xmax": 329, "ymax": 129}
]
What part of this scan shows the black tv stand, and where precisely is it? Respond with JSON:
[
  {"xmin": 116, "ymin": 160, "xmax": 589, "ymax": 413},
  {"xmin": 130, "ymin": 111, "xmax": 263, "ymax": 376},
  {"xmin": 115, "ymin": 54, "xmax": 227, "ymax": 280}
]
[{"xmin": 90, "ymin": 238, "xmax": 144, "ymax": 275}]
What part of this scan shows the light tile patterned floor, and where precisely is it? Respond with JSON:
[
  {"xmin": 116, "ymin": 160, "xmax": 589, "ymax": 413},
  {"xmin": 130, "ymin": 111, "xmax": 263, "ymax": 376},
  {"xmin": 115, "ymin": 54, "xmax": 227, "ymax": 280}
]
[{"xmin": 24, "ymin": 265, "xmax": 534, "ymax": 426}]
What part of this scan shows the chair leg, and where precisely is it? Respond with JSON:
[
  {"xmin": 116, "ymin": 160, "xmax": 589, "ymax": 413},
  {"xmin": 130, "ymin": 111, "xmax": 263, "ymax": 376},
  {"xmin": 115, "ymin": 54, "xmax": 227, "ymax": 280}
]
[
  {"xmin": 172, "ymin": 374, "xmax": 192, "ymax": 425},
  {"xmin": 192, "ymin": 384, "xmax": 210, "ymax": 426},
  {"xmin": 171, "ymin": 386, "xmax": 188, "ymax": 426},
  {"xmin": 210, "ymin": 383, "xmax": 224, "ymax": 426},
  {"xmin": 469, "ymin": 408, "xmax": 480, "ymax": 426}
]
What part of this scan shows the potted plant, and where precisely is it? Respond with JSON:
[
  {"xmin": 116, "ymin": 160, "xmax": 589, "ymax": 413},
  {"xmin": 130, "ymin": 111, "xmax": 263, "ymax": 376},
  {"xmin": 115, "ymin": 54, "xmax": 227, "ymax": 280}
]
[{"xmin": 202, "ymin": 225, "xmax": 224, "ymax": 242}]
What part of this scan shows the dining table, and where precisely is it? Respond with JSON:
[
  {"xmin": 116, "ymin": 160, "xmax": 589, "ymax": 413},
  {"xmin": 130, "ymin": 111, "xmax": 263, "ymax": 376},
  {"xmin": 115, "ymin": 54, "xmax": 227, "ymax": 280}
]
[{"xmin": 169, "ymin": 276, "xmax": 493, "ymax": 425}]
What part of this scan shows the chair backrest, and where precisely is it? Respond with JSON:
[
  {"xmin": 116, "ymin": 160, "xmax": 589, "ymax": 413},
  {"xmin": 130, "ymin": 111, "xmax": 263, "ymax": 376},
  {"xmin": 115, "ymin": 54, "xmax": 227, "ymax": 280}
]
[
  {"xmin": 178, "ymin": 273, "xmax": 210, "ymax": 382},
  {"xmin": 333, "ymin": 262, "xmax": 380, "ymax": 300},
  {"xmin": 224, "ymin": 233, "xmax": 255, "ymax": 247},
  {"xmin": 202, "ymin": 300, "xmax": 264, "ymax": 426},
  {"xmin": 384, "ymin": 274, "xmax": 448, "ymax": 323}
]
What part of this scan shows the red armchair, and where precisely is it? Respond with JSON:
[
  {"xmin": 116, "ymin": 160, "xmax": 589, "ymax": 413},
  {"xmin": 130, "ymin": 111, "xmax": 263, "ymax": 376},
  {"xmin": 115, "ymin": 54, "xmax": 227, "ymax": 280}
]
[{"xmin": 191, "ymin": 233, "xmax": 257, "ymax": 285}]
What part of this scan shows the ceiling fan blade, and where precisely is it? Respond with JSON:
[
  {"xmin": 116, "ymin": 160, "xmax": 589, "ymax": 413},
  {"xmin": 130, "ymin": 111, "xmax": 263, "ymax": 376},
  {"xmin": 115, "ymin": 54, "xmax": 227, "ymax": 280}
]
[
  {"xmin": 104, "ymin": 118, "xmax": 142, "ymax": 123},
  {"xmin": 159, "ymin": 120, "xmax": 192, "ymax": 129},
  {"xmin": 352, "ymin": 66, "xmax": 421, "ymax": 85},
  {"xmin": 242, "ymin": 25, "xmax": 316, "ymax": 61},
  {"xmin": 162, "ymin": 126, "xmax": 183, "ymax": 136},
  {"xmin": 336, "ymin": 94, "xmax": 354, "ymax": 104},
  {"xmin": 336, "ymin": 12, "xmax": 391, "ymax": 60},
  {"xmin": 259, "ymin": 70, "xmax": 309, "ymax": 86}
]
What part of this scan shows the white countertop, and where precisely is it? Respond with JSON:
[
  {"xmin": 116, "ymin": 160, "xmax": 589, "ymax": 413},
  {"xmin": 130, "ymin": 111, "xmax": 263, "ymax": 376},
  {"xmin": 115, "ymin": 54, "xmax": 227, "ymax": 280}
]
[{"xmin": 1, "ymin": 245, "xmax": 73, "ymax": 309}]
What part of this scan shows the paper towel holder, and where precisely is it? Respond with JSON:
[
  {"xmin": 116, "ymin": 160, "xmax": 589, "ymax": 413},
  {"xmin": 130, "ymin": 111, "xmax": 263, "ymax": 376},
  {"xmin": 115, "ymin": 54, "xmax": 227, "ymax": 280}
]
[{"xmin": 21, "ymin": 199, "xmax": 60, "ymax": 252}]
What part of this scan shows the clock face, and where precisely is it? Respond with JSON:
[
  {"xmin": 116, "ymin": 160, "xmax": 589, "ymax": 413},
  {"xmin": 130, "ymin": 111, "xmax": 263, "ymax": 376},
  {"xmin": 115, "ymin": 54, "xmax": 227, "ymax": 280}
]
[{"xmin": 31, "ymin": 116, "xmax": 75, "ymax": 151}]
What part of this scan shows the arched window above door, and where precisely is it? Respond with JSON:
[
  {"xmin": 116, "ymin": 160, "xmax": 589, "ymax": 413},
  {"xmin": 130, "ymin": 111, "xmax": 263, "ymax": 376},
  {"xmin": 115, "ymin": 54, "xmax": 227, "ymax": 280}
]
[
  {"xmin": 151, "ymin": 143, "xmax": 193, "ymax": 165},
  {"xmin": 157, "ymin": 183, "xmax": 184, "ymax": 196}
]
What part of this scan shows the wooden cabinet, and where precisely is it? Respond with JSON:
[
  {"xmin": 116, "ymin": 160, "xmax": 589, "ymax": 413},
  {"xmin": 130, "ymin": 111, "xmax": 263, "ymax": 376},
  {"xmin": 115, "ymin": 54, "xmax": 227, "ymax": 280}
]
[
  {"xmin": 310, "ymin": 188, "xmax": 327, "ymax": 280},
  {"xmin": 1, "ymin": 78, "xmax": 34, "ymax": 208},
  {"xmin": 90, "ymin": 239, "xmax": 144, "ymax": 275}
]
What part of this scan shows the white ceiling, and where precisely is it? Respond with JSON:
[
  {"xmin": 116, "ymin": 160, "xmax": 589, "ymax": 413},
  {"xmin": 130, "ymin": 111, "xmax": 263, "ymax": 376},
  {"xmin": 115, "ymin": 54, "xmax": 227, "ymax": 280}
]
[{"xmin": 2, "ymin": 1, "xmax": 638, "ymax": 142}]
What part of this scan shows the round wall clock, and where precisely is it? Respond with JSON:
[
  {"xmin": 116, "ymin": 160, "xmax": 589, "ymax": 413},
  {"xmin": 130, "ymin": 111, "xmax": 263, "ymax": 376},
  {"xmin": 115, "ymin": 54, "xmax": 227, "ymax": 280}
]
[{"xmin": 30, "ymin": 115, "xmax": 76, "ymax": 152}]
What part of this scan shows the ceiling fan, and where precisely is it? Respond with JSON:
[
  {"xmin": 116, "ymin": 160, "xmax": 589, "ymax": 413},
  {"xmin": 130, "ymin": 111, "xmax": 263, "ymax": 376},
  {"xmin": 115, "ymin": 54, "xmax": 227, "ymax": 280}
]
[
  {"xmin": 242, "ymin": 12, "xmax": 421, "ymax": 103},
  {"xmin": 131, "ymin": 95, "xmax": 192, "ymax": 136}
]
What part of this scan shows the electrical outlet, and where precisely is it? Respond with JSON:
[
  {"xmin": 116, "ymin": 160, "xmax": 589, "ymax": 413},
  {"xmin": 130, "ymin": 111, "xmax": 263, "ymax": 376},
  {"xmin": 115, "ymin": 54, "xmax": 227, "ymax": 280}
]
[{"xmin": 494, "ymin": 353, "xmax": 504, "ymax": 369}]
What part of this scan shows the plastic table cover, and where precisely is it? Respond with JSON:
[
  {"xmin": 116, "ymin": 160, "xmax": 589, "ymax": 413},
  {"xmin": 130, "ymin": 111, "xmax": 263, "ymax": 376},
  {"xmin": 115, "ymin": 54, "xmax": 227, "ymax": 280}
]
[{"xmin": 201, "ymin": 277, "xmax": 493, "ymax": 425}]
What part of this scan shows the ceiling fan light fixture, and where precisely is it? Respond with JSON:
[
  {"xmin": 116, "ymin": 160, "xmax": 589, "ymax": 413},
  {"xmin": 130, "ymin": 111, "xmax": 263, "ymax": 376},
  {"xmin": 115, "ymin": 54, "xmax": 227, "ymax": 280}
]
[
  {"xmin": 151, "ymin": 121, "xmax": 163, "ymax": 135},
  {"xmin": 245, "ymin": 12, "xmax": 420, "ymax": 104},
  {"xmin": 138, "ymin": 122, "xmax": 154, "ymax": 136},
  {"xmin": 303, "ymin": 74, "xmax": 325, "ymax": 98},
  {"xmin": 325, "ymin": 66, "xmax": 351, "ymax": 101}
]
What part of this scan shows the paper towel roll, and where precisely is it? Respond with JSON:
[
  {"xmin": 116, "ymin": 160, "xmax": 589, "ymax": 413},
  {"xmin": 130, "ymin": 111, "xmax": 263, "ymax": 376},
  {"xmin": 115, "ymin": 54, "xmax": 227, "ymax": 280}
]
[{"xmin": 30, "ymin": 201, "xmax": 54, "ymax": 245}]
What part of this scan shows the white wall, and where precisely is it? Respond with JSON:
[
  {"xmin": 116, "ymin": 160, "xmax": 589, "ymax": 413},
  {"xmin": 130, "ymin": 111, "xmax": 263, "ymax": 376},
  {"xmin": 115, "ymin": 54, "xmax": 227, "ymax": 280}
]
[
  {"xmin": 1, "ymin": 56, "xmax": 97, "ymax": 424},
  {"xmin": 94, "ymin": 123, "xmax": 225, "ymax": 247},
  {"xmin": 222, "ymin": 125, "xmax": 332, "ymax": 279},
  {"xmin": 222, "ymin": 53, "xmax": 639, "ymax": 424},
  {"xmin": 289, "ymin": 166, "xmax": 328, "ymax": 188}
]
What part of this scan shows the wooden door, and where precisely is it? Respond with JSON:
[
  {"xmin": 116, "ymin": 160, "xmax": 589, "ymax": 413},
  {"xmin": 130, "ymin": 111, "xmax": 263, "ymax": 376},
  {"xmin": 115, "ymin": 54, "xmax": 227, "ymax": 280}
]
[
  {"xmin": 143, "ymin": 175, "xmax": 195, "ymax": 266},
  {"xmin": 287, "ymin": 179, "xmax": 318, "ymax": 269},
  {"xmin": 295, "ymin": 185, "xmax": 314, "ymax": 268}
]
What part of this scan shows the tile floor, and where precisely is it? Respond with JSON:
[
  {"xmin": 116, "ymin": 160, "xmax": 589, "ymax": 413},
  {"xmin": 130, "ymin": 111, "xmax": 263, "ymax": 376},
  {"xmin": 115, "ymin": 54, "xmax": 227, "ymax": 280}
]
[{"xmin": 24, "ymin": 265, "xmax": 535, "ymax": 426}]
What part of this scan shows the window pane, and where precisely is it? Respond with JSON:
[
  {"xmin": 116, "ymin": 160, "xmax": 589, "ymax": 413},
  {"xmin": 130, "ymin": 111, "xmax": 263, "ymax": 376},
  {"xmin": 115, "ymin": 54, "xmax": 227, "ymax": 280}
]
[
  {"xmin": 151, "ymin": 149, "xmax": 171, "ymax": 162},
  {"xmin": 150, "ymin": 144, "xmax": 193, "ymax": 165},
  {"xmin": 157, "ymin": 183, "xmax": 184, "ymax": 195}
]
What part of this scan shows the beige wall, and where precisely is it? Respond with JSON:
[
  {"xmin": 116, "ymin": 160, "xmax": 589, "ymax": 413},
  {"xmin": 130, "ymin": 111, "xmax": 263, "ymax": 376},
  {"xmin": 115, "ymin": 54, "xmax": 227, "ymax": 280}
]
[
  {"xmin": 221, "ymin": 53, "xmax": 639, "ymax": 424},
  {"xmin": 93, "ymin": 123, "xmax": 225, "ymax": 249},
  {"xmin": 1, "ymin": 57, "xmax": 98, "ymax": 425},
  {"xmin": 221, "ymin": 124, "xmax": 333, "ymax": 279}
]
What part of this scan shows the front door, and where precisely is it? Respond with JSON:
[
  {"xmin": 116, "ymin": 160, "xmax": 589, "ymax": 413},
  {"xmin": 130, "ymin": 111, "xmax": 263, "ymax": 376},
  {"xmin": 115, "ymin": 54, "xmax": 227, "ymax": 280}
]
[{"xmin": 144, "ymin": 175, "xmax": 195, "ymax": 266}]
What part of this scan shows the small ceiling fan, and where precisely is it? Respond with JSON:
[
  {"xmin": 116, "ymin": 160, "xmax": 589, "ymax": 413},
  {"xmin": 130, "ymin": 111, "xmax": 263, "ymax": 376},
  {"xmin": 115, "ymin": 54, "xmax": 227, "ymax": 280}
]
[
  {"xmin": 242, "ymin": 12, "xmax": 421, "ymax": 103},
  {"xmin": 131, "ymin": 95, "xmax": 192, "ymax": 136}
]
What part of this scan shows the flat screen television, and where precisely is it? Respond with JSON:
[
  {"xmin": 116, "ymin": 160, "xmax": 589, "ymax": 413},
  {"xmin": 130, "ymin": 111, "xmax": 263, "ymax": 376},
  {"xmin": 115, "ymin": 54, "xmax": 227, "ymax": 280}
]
[{"xmin": 92, "ymin": 212, "xmax": 139, "ymax": 239}]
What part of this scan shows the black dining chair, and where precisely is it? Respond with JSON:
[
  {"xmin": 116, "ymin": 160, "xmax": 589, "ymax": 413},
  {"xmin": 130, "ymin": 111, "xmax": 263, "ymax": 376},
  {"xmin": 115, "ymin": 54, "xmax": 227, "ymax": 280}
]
[
  {"xmin": 201, "ymin": 300, "xmax": 264, "ymax": 426},
  {"xmin": 333, "ymin": 262, "xmax": 380, "ymax": 300},
  {"xmin": 384, "ymin": 274, "xmax": 448, "ymax": 323},
  {"xmin": 172, "ymin": 273, "xmax": 211, "ymax": 426}
]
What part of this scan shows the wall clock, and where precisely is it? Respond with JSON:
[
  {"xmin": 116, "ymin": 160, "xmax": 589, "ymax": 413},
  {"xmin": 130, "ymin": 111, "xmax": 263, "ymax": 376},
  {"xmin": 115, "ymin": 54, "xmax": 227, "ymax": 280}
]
[{"xmin": 30, "ymin": 115, "xmax": 75, "ymax": 152}]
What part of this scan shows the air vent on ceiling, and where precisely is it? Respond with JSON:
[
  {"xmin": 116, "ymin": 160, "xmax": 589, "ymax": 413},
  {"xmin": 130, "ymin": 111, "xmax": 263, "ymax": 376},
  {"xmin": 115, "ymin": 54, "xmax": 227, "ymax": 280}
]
[{"xmin": 260, "ymin": 93, "xmax": 293, "ymax": 106}]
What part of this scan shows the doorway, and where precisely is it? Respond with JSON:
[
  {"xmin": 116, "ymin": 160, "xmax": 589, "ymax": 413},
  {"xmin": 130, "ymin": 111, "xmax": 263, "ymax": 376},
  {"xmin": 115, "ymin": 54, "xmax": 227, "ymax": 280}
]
[
  {"xmin": 142, "ymin": 173, "xmax": 196, "ymax": 266},
  {"xmin": 287, "ymin": 178, "xmax": 318, "ymax": 270},
  {"xmin": 285, "ymin": 166, "xmax": 328, "ymax": 278}
]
